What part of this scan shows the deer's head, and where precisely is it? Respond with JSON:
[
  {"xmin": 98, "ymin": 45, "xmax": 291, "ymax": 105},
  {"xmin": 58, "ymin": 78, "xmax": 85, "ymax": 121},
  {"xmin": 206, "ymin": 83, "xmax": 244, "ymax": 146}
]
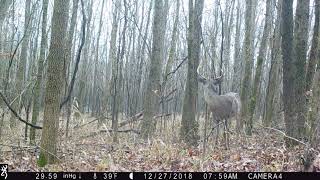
[{"xmin": 197, "ymin": 71, "xmax": 222, "ymax": 95}]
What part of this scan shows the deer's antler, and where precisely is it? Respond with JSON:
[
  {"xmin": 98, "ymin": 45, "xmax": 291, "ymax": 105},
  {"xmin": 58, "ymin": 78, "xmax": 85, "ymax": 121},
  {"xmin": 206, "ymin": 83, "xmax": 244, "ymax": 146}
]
[{"xmin": 197, "ymin": 66, "xmax": 207, "ymax": 84}]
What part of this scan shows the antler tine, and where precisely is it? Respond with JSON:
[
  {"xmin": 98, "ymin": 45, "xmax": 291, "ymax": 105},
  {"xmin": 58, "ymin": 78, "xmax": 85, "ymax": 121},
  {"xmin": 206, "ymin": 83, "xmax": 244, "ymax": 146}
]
[
  {"xmin": 197, "ymin": 66, "xmax": 206, "ymax": 79},
  {"xmin": 197, "ymin": 66, "xmax": 207, "ymax": 84},
  {"xmin": 214, "ymin": 75, "xmax": 223, "ymax": 80}
]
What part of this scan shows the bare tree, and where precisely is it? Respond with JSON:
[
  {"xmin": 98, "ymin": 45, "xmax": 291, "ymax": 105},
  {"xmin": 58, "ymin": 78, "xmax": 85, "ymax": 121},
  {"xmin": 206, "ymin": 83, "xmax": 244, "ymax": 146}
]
[
  {"xmin": 140, "ymin": 0, "xmax": 165, "ymax": 140},
  {"xmin": 239, "ymin": 0, "xmax": 254, "ymax": 135},
  {"xmin": 0, "ymin": 0, "xmax": 13, "ymax": 29},
  {"xmin": 29, "ymin": 0, "xmax": 49, "ymax": 144},
  {"xmin": 38, "ymin": 0, "xmax": 70, "ymax": 166},
  {"xmin": 281, "ymin": 0, "xmax": 296, "ymax": 146},
  {"xmin": 111, "ymin": 0, "xmax": 128, "ymax": 143},
  {"xmin": 231, "ymin": 0, "xmax": 242, "ymax": 93},
  {"xmin": 63, "ymin": 0, "xmax": 79, "ymax": 138},
  {"xmin": 248, "ymin": 0, "xmax": 272, "ymax": 128},
  {"xmin": 264, "ymin": 0, "xmax": 282, "ymax": 127},
  {"xmin": 78, "ymin": 0, "xmax": 93, "ymax": 112},
  {"xmin": 180, "ymin": 0, "xmax": 204, "ymax": 146},
  {"xmin": 92, "ymin": 0, "xmax": 105, "ymax": 117},
  {"xmin": 306, "ymin": 0, "xmax": 320, "ymax": 92},
  {"xmin": 293, "ymin": 0, "xmax": 310, "ymax": 140},
  {"xmin": 105, "ymin": 0, "xmax": 119, "ymax": 119},
  {"xmin": 307, "ymin": 0, "xmax": 320, "ymax": 148},
  {"xmin": 11, "ymin": 0, "xmax": 32, "ymax": 128}
]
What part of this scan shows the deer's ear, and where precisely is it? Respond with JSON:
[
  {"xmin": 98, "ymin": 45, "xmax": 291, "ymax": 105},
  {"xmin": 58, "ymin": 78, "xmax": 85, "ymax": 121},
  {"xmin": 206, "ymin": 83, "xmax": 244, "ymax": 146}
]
[{"xmin": 198, "ymin": 75, "xmax": 207, "ymax": 84}]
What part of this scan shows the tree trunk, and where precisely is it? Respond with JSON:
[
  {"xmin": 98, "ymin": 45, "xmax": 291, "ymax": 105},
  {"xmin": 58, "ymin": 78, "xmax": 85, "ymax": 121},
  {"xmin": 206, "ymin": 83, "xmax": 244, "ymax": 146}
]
[
  {"xmin": 248, "ymin": 0, "xmax": 272, "ymax": 128},
  {"xmin": 240, "ymin": 0, "xmax": 254, "ymax": 135},
  {"xmin": 281, "ymin": 0, "xmax": 296, "ymax": 147},
  {"xmin": 11, "ymin": 0, "xmax": 31, "ymax": 128},
  {"xmin": 38, "ymin": 0, "xmax": 70, "ymax": 166},
  {"xmin": 93, "ymin": 0, "xmax": 105, "ymax": 117},
  {"xmin": 163, "ymin": 0, "xmax": 179, "ymax": 85},
  {"xmin": 0, "ymin": 0, "xmax": 13, "ymax": 29},
  {"xmin": 63, "ymin": 0, "xmax": 79, "ymax": 138},
  {"xmin": 180, "ymin": 0, "xmax": 204, "ymax": 146},
  {"xmin": 135, "ymin": 0, "xmax": 152, "ymax": 112},
  {"xmin": 223, "ymin": 0, "xmax": 235, "ymax": 92},
  {"xmin": 29, "ymin": 0, "xmax": 49, "ymax": 144},
  {"xmin": 140, "ymin": 0, "xmax": 165, "ymax": 140},
  {"xmin": 232, "ymin": 0, "xmax": 241, "ymax": 93},
  {"xmin": 293, "ymin": 0, "xmax": 310, "ymax": 140},
  {"xmin": 306, "ymin": 0, "xmax": 320, "ymax": 92},
  {"xmin": 308, "ymin": 70, "xmax": 320, "ymax": 147},
  {"xmin": 264, "ymin": 0, "xmax": 282, "ymax": 127},
  {"xmin": 106, "ymin": 0, "xmax": 120, "ymax": 120},
  {"xmin": 307, "ymin": 0, "xmax": 320, "ymax": 146},
  {"xmin": 111, "ymin": 0, "xmax": 127, "ymax": 143},
  {"xmin": 78, "ymin": 0, "xmax": 93, "ymax": 112}
]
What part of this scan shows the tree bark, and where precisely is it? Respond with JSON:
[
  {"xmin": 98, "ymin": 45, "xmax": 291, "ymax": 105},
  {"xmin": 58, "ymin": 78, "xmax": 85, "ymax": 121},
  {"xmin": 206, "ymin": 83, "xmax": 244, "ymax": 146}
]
[
  {"xmin": 106, "ymin": 0, "xmax": 120, "ymax": 118},
  {"xmin": 248, "ymin": 0, "xmax": 272, "ymax": 128},
  {"xmin": 293, "ymin": 0, "xmax": 310, "ymax": 140},
  {"xmin": 29, "ymin": 0, "xmax": 49, "ymax": 144},
  {"xmin": 264, "ymin": 0, "xmax": 282, "ymax": 127},
  {"xmin": 306, "ymin": 0, "xmax": 320, "ymax": 92},
  {"xmin": 281, "ymin": 0, "xmax": 296, "ymax": 146},
  {"xmin": 180, "ymin": 0, "xmax": 204, "ymax": 146},
  {"xmin": 232, "ymin": 0, "xmax": 241, "ymax": 93},
  {"xmin": 77, "ymin": 0, "xmax": 93, "ymax": 112},
  {"xmin": 11, "ymin": 0, "xmax": 31, "ymax": 128},
  {"xmin": 92, "ymin": 0, "xmax": 105, "ymax": 117},
  {"xmin": 140, "ymin": 0, "xmax": 165, "ymax": 140},
  {"xmin": 111, "ymin": 0, "xmax": 127, "ymax": 143},
  {"xmin": 135, "ymin": 0, "xmax": 152, "ymax": 112},
  {"xmin": 0, "ymin": 0, "xmax": 13, "ymax": 29},
  {"xmin": 240, "ymin": 0, "xmax": 254, "ymax": 135},
  {"xmin": 38, "ymin": 0, "xmax": 70, "ymax": 166}
]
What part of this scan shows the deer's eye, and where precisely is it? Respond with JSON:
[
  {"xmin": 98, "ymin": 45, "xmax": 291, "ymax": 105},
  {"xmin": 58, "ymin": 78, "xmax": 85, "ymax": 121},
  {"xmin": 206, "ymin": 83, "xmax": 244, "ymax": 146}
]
[{"xmin": 208, "ymin": 84, "xmax": 218, "ymax": 93}]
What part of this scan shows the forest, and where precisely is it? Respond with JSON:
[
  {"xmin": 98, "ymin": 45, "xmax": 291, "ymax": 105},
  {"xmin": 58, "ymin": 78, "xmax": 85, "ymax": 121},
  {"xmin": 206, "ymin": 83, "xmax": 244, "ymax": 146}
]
[{"xmin": 0, "ymin": 0, "xmax": 320, "ymax": 173}]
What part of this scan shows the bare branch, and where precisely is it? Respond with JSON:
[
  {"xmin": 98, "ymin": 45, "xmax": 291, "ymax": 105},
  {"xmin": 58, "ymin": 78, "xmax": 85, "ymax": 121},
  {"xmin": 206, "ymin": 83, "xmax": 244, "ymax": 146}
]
[
  {"xmin": 60, "ymin": 0, "xmax": 86, "ymax": 109},
  {"xmin": 0, "ymin": 91, "xmax": 42, "ymax": 129},
  {"xmin": 164, "ymin": 56, "xmax": 188, "ymax": 81}
]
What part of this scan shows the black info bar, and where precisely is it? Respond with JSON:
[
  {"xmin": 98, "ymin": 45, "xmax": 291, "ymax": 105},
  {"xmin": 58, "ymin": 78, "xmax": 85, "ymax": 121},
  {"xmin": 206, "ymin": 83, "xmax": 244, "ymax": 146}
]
[{"xmin": 0, "ymin": 172, "xmax": 320, "ymax": 180}]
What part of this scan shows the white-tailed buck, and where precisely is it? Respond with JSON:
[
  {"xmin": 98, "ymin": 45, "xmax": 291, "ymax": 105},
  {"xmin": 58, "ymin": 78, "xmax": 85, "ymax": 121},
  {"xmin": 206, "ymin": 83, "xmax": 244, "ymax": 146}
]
[{"xmin": 198, "ymin": 70, "xmax": 241, "ymax": 149}]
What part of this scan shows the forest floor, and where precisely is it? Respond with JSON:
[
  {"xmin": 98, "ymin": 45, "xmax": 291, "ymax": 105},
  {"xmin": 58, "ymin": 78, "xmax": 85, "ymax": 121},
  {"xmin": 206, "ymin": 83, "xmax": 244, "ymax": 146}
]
[{"xmin": 0, "ymin": 114, "xmax": 318, "ymax": 172}]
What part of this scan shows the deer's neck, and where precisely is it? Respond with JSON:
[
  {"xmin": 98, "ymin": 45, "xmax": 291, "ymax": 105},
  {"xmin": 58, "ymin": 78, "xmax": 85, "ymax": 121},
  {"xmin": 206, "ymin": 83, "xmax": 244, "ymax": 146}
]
[{"xmin": 204, "ymin": 88, "xmax": 220, "ymax": 102}]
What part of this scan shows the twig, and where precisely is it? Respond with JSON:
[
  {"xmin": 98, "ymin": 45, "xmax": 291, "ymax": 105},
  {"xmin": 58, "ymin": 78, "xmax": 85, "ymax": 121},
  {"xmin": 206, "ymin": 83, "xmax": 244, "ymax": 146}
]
[
  {"xmin": 159, "ymin": 88, "xmax": 177, "ymax": 104},
  {"xmin": 258, "ymin": 124, "xmax": 308, "ymax": 146},
  {"xmin": 73, "ymin": 118, "xmax": 99, "ymax": 129},
  {"xmin": 60, "ymin": 0, "xmax": 86, "ymax": 109},
  {"xmin": 164, "ymin": 57, "xmax": 188, "ymax": 81},
  {"xmin": 200, "ymin": 120, "xmax": 226, "ymax": 142}
]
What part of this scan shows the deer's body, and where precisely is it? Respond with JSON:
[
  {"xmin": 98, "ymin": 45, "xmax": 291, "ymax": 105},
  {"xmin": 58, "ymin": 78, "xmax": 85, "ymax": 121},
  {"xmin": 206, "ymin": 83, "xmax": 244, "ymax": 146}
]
[
  {"xmin": 204, "ymin": 92, "xmax": 240, "ymax": 120},
  {"xmin": 198, "ymin": 72, "xmax": 241, "ymax": 149}
]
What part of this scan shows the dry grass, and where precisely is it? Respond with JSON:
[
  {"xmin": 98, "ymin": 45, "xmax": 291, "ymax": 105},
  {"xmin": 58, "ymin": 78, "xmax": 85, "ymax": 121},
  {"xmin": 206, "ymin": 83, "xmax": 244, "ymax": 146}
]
[{"xmin": 0, "ymin": 111, "xmax": 314, "ymax": 171}]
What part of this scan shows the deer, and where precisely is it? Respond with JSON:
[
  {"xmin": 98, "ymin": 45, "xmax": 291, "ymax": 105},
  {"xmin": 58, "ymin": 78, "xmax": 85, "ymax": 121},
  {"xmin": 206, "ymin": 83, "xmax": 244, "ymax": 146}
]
[{"xmin": 197, "ymin": 70, "xmax": 241, "ymax": 149}]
